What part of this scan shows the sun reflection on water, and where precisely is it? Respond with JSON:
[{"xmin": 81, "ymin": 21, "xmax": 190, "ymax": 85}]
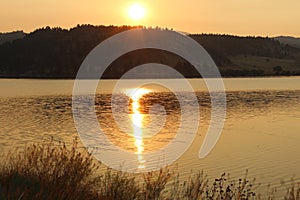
[{"xmin": 126, "ymin": 88, "xmax": 151, "ymax": 169}]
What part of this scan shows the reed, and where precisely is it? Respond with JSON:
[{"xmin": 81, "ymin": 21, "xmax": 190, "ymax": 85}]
[
  {"xmin": 0, "ymin": 138, "xmax": 100, "ymax": 200},
  {"xmin": 0, "ymin": 138, "xmax": 298, "ymax": 200},
  {"xmin": 284, "ymin": 182, "xmax": 300, "ymax": 200}
]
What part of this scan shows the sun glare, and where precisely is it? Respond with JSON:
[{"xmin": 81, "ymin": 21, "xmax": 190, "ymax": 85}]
[
  {"xmin": 125, "ymin": 87, "xmax": 151, "ymax": 169},
  {"xmin": 128, "ymin": 3, "xmax": 145, "ymax": 20},
  {"xmin": 126, "ymin": 88, "xmax": 151, "ymax": 102}
]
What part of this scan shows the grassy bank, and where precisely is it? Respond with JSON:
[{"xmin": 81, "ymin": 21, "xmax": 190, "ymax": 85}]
[{"xmin": 0, "ymin": 139, "xmax": 299, "ymax": 200}]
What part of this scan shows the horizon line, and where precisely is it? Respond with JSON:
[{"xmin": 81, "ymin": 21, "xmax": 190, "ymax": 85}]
[{"xmin": 1, "ymin": 24, "xmax": 300, "ymax": 39}]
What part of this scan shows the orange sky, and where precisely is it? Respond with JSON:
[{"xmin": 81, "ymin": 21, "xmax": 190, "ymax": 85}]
[{"xmin": 1, "ymin": 0, "xmax": 300, "ymax": 37}]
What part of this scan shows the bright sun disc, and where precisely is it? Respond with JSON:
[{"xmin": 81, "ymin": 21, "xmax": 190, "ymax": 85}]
[{"xmin": 128, "ymin": 4, "xmax": 145, "ymax": 20}]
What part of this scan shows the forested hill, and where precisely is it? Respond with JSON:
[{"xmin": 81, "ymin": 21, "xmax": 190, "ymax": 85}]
[
  {"xmin": 0, "ymin": 31, "xmax": 25, "ymax": 45},
  {"xmin": 275, "ymin": 36, "xmax": 300, "ymax": 49},
  {"xmin": 0, "ymin": 25, "xmax": 299, "ymax": 78}
]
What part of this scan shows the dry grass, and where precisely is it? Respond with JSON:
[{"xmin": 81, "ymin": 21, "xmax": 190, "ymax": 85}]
[
  {"xmin": 284, "ymin": 182, "xmax": 300, "ymax": 200},
  {"xmin": 0, "ymin": 138, "xmax": 100, "ymax": 200},
  {"xmin": 166, "ymin": 171, "xmax": 257, "ymax": 200},
  {"xmin": 0, "ymin": 138, "xmax": 298, "ymax": 200}
]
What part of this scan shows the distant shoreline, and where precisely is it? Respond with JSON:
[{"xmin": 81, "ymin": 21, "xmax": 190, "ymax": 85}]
[
  {"xmin": 1, "ymin": 25, "xmax": 300, "ymax": 80},
  {"xmin": 0, "ymin": 74, "xmax": 299, "ymax": 79}
]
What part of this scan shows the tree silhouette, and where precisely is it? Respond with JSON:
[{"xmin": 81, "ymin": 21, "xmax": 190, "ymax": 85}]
[{"xmin": 0, "ymin": 25, "xmax": 299, "ymax": 78}]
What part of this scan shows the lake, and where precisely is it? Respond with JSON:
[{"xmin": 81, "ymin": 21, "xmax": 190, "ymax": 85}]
[{"xmin": 0, "ymin": 77, "xmax": 299, "ymax": 197}]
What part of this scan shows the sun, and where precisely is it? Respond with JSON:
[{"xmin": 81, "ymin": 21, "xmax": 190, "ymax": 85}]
[{"xmin": 128, "ymin": 3, "xmax": 145, "ymax": 20}]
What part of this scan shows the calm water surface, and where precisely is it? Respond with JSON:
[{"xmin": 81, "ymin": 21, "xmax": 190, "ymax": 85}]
[{"xmin": 0, "ymin": 77, "xmax": 299, "ymax": 197}]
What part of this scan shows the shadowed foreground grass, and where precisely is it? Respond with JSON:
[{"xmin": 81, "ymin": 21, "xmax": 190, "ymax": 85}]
[{"xmin": 0, "ymin": 139, "xmax": 299, "ymax": 200}]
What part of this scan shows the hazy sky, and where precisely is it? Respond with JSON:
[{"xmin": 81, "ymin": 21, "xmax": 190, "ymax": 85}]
[{"xmin": 1, "ymin": 0, "xmax": 300, "ymax": 37}]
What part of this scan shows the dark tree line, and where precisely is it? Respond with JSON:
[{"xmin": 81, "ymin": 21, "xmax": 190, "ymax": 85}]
[{"xmin": 0, "ymin": 25, "xmax": 299, "ymax": 78}]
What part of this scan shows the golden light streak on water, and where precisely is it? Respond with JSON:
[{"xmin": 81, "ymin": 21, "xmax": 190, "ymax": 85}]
[{"xmin": 126, "ymin": 88, "xmax": 151, "ymax": 169}]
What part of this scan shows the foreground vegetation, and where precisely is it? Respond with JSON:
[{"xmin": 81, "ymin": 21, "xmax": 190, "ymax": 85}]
[{"xmin": 0, "ymin": 139, "xmax": 299, "ymax": 200}]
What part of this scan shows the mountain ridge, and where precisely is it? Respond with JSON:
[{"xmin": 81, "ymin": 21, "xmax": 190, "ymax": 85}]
[
  {"xmin": 0, "ymin": 25, "xmax": 299, "ymax": 78},
  {"xmin": 274, "ymin": 36, "xmax": 300, "ymax": 49},
  {"xmin": 0, "ymin": 31, "xmax": 25, "ymax": 45}
]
